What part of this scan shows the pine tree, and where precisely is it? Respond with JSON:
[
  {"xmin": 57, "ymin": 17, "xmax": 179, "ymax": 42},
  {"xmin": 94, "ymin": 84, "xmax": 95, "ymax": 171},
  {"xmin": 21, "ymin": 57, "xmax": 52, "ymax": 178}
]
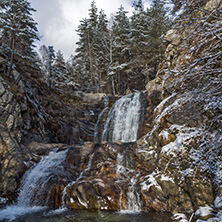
[
  {"xmin": 111, "ymin": 5, "xmax": 131, "ymax": 94},
  {"xmin": 47, "ymin": 45, "xmax": 55, "ymax": 87},
  {"xmin": 128, "ymin": 0, "xmax": 149, "ymax": 91},
  {"xmin": 145, "ymin": 0, "xmax": 171, "ymax": 80},
  {"xmin": 74, "ymin": 1, "xmax": 103, "ymax": 92},
  {"xmin": 0, "ymin": 0, "xmax": 39, "ymax": 77},
  {"xmin": 54, "ymin": 50, "xmax": 66, "ymax": 75},
  {"xmin": 75, "ymin": 18, "xmax": 92, "ymax": 91},
  {"xmin": 96, "ymin": 9, "xmax": 110, "ymax": 92},
  {"xmin": 88, "ymin": 0, "xmax": 98, "ymax": 91}
]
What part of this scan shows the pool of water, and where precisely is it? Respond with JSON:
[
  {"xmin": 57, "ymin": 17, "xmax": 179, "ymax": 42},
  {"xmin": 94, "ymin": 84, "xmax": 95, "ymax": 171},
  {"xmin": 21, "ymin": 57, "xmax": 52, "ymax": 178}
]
[{"xmin": 0, "ymin": 207, "xmax": 173, "ymax": 222}]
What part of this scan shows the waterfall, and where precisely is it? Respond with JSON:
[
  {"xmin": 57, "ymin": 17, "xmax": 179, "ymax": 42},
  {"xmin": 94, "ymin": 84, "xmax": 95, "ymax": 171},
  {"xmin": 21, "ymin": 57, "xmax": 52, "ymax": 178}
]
[
  {"xmin": 102, "ymin": 92, "xmax": 141, "ymax": 143},
  {"xmin": 18, "ymin": 149, "xmax": 67, "ymax": 206},
  {"xmin": 0, "ymin": 149, "xmax": 67, "ymax": 221},
  {"xmin": 126, "ymin": 177, "xmax": 142, "ymax": 212},
  {"xmin": 101, "ymin": 92, "xmax": 142, "ymax": 212},
  {"xmin": 116, "ymin": 152, "xmax": 142, "ymax": 213}
]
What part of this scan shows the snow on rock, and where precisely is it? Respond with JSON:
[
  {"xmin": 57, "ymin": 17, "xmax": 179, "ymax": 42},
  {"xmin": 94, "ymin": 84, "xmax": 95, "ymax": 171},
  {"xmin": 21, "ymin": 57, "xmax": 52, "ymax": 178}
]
[
  {"xmin": 159, "ymin": 129, "xmax": 170, "ymax": 141},
  {"xmin": 154, "ymin": 93, "xmax": 177, "ymax": 119},
  {"xmin": 140, "ymin": 172, "xmax": 161, "ymax": 191},
  {"xmin": 214, "ymin": 196, "xmax": 222, "ymax": 209},
  {"xmin": 173, "ymin": 213, "xmax": 188, "ymax": 222},
  {"xmin": 195, "ymin": 205, "xmax": 214, "ymax": 217},
  {"xmin": 161, "ymin": 125, "xmax": 202, "ymax": 157},
  {"xmin": 160, "ymin": 174, "xmax": 174, "ymax": 183},
  {"xmin": 0, "ymin": 197, "xmax": 7, "ymax": 204}
]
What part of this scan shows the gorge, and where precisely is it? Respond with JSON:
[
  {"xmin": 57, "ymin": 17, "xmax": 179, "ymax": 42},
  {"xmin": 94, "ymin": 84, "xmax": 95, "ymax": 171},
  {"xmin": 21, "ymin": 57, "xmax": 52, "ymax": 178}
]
[{"xmin": 0, "ymin": 0, "xmax": 222, "ymax": 221}]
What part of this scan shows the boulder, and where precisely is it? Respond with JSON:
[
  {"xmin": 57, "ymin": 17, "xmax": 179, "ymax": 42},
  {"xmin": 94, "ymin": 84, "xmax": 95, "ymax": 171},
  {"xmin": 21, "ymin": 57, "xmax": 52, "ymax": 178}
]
[{"xmin": 82, "ymin": 93, "xmax": 106, "ymax": 105}]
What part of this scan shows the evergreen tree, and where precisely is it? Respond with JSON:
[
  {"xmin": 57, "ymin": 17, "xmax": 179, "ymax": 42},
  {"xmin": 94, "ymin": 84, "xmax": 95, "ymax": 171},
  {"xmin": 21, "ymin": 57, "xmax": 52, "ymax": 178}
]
[
  {"xmin": 75, "ymin": 18, "xmax": 92, "ymax": 91},
  {"xmin": 54, "ymin": 50, "xmax": 66, "ymax": 75},
  {"xmin": 74, "ymin": 1, "xmax": 103, "ymax": 92},
  {"xmin": 128, "ymin": 0, "xmax": 149, "ymax": 91},
  {"xmin": 96, "ymin": 9, "xmax": 110, "ymax": 92},
  {"xmin": 88, "ymin": 0, "xmax": 98, "ymax": 28},
  {"xmin": 0, "ymin": 0, "xmax": 39, "ymax": 77},
  {"xmin": 88, "ymin": 0, "xmax": 98, "ymax": 91},
  {"xmin": 145, "ymin": 0, "xmax": 171, "ymax": 80},
  {"xmin": 47, "ymin": 45, "xmax": 55, "ymax": 87},
  {"xmin": 111, "ymin": 5, "xmax": 131, "ymax": 94}
]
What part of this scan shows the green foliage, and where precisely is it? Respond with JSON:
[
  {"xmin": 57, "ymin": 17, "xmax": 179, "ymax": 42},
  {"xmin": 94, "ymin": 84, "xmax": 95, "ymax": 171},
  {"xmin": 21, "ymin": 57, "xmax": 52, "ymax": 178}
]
[
  {"xmin": 0, "ymin": 0, "xmax": 39, "ymax": 77},
  {"xmin": 72, "ymin": 0, "xmax": 172, "ymax": 94},
  {"xmin": 54, "ymin": 50, "xmax": 66, "ymax": 74}
]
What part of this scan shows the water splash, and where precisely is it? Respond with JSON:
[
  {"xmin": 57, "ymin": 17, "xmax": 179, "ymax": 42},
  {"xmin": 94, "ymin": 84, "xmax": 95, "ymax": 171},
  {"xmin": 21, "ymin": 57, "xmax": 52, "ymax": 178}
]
[
  {"xmin": 0, "ymin": 149, "xmax": 67, "ymax": 221},
  {"xmin": 18, "ymin": 149, "xmax": 67, "ymax": 206},
  {"xmin": 102, "ymin": 93, "xmax": 141, "ymax": 143},
  {"xmin": 116, "ymin": 152, "xmax": 142, "ymax": 213},
  {"xmin": 125, "ymin": 177, "xmax": 142, "ymax": 213}
]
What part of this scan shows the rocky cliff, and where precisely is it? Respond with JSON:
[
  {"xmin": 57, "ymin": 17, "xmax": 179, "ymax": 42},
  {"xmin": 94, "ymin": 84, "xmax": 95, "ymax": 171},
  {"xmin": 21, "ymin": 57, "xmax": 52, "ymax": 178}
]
[
  {"xmin": 0, "ymin": 1, "xmax": 221, "ymax": 221},
  {"xmin": 0, "ymin": 70, "xmax": 110, "ymax": 201}
]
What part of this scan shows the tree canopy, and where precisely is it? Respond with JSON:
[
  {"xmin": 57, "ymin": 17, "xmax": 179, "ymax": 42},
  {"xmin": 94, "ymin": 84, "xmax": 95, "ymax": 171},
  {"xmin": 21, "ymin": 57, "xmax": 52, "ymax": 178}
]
[{"xmin": 0, "ymin": 0, "xmax": 39, "ymax": 77}]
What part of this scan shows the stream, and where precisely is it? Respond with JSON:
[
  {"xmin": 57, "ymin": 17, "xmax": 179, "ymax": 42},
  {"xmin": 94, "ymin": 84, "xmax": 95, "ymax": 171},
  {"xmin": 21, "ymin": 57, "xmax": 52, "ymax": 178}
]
[{"xmin": 0, "ymin": 208, "xmax": 173, "ymax": 222}]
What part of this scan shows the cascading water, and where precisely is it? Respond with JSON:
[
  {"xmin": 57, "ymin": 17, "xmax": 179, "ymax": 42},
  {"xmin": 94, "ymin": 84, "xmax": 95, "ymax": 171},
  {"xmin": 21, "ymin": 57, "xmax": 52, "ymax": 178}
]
[
  {"xmin": 116, "ymin": 152, "xmax": 142, "ymax": 213},
  {"xmin": 126, "ymin": 177, "xmax": 142, "ymax": 212},
  {"xmin": 0, "ymin": 149, "xmax": 67, "ymax": 221},
  {"xmin": 18, "ymin": 149, "xmax": 67, "ymax": 206},
  {"xmin": 0, "ymin": 92, "xmax": 144, "ymax": 220},
  {"xmin": 101, "ymin": 93, "xmax": 143, "ymax": 212},
  {"xmin": 102, "ymin": 92, "xmax": 141, "ymax": 143}
]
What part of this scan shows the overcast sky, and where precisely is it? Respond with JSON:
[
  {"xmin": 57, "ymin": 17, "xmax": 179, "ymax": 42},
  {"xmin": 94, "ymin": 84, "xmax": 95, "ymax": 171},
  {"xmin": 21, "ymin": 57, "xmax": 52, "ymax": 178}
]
[{"xmin": 30, "ymin": 0, "xmax": 150, "ymax": 59}]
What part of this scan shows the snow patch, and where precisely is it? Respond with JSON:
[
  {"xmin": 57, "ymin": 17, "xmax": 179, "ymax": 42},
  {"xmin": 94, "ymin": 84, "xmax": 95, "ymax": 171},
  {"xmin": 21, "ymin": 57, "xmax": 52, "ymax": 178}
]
[
  {"xmin": 179, "ymin": 168, "xmax": 194, "ymax": 179},
  {"xmin": 160, "ymin": 174, "xmax": 174, "ymax": 183},
  {"xmin": 140, "ymin": 172, "xmax": 161, "ymax": 191},
  {"xmin": 173, "ymin": 213, "xmax": 189, "ymax": 222},
  {"xmin": 159, "ymin": 129, "xmax": 170, "ymax": 141},
  {"xmin": 0, "ymin": 197, "xmax": 7, "ymax": 204},
  {"xmin": 214, "ymin": 196, "xmax": 222, "ymax": 209},
  {"xmin": 154, "ymin": 93, "xmax": 177, "ymax": 117},
  {"xmin": 161, "ymin": 125, "xmax": 202, "ymax": 157},
  {"xmin": 195, "ymin": 205, "xmax": 214, "ymax": 217}
]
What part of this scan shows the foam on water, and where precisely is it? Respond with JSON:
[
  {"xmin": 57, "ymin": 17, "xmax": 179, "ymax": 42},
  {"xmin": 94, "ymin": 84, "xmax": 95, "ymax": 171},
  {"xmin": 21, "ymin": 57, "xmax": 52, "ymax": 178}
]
[
  {"xmin": 0, "ymin": 149, "xmax": 67, "ymax": 221},
  {"xmin": 102, "ymin": 92, "xmax": 141, "ymax": 142}
]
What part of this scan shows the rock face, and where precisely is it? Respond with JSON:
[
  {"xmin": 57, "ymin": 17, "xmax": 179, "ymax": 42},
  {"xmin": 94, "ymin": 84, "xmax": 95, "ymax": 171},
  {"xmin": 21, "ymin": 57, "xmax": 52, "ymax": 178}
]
[
  {"xmin": 1, "ymin": 1, "xmax": 221, "ymax": 221},
  {"xmin": 20, "ymin": 138, "xmax": 215, "ymax": 216},
  {"xmin": 0, "ymin": 75, "xmax": 32, "ymax": 200},
  {"xmin": 143, "ymin": 0, "xmax": 222, "ymax": 220},
  {"xmin": 0, "ymin": 71, "xmax": 109, "ymax": 201}
]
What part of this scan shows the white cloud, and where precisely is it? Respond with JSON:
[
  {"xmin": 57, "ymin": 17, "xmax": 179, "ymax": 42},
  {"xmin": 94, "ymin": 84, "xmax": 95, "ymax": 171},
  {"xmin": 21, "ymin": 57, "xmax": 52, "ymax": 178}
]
[{"xmin": 30, "ymin": 0, "xmax": 151, "ymax": 59}]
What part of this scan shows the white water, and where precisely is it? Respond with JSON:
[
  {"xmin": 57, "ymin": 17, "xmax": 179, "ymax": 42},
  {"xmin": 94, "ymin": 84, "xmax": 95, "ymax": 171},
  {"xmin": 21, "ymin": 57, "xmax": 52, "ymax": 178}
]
[
  {"xmin": 125, "ymin": 177, "xmax": 141, "ymax": 213},
  {"xmin": 0, "ymin": 149, "xmax": 67, "ymax": 221},
  {"xmin": 116, "ymin": 153, "xmax": 142, "ymax": 213},
  {"xmin": 102, "ymin": 92, "xmax": 141, "ymax": 142},
  {"xmin": 94, "ymin": 107, "xmax": 109, "ymax": 143}
]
